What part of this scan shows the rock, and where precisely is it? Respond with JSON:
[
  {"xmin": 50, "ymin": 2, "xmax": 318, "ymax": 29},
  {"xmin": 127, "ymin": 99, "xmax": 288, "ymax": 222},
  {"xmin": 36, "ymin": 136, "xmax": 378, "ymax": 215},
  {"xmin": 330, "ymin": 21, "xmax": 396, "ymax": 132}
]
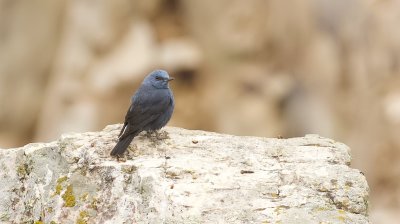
[{"xmin": 0, "ymin": 125, "xmax": 370, "ymax": 223}]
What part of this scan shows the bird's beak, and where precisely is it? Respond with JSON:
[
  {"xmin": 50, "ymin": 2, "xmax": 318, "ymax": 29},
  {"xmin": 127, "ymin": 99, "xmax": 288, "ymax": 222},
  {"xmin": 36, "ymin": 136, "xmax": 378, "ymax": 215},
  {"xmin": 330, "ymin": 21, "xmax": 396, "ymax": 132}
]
[{"xmin": 168, "ymin": 77, "xmax": 175, "ymax": 81}]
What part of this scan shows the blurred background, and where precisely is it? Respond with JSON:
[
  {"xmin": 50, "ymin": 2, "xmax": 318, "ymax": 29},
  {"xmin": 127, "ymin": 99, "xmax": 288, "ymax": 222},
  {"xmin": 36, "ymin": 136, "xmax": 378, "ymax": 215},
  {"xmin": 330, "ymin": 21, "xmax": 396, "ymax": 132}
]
[{"xmin": 0, "ymin": 0, "xmax": 399, "ymax": 222}]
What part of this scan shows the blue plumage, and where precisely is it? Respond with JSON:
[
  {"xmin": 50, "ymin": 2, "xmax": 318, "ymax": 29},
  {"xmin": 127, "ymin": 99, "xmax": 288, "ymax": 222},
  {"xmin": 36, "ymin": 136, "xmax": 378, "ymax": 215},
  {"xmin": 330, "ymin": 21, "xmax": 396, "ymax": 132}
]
[{"xmin": 110, "ymin": 70, "xmax": 175, "ymax": 156}]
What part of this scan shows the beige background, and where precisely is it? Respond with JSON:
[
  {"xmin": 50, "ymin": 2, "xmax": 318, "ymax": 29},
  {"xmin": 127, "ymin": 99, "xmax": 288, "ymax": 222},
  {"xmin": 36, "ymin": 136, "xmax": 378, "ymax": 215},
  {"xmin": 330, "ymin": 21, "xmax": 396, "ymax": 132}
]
[{"xmin": 1, "ymin": 0, "xmax": 399, "ymax": 223}]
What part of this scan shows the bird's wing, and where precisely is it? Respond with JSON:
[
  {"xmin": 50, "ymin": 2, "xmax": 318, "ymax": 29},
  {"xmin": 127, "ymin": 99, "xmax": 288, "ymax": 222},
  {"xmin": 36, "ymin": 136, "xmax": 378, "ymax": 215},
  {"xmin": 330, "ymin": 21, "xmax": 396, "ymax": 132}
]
[
  {"xmin": 119, "ymin": 89, "xmax": 171, "ymax": 138},
  {"xmin": 118, "ymin": 122, "xmax": 128, "ymax": 138}
]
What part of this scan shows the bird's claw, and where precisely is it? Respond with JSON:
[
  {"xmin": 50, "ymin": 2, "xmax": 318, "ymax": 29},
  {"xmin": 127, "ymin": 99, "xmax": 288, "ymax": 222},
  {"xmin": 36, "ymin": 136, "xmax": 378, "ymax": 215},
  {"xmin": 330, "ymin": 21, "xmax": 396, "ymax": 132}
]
[
  {"xmin": 145, "ymin": 130, "xmax": 169, "ymax": 141},
  {"xmin": 145, "ymin": 130, "xmax": 156, "ymax": 138},
  {"xmin": 156, "ymin": 130, "xmax": 169, "ymax": 140}
]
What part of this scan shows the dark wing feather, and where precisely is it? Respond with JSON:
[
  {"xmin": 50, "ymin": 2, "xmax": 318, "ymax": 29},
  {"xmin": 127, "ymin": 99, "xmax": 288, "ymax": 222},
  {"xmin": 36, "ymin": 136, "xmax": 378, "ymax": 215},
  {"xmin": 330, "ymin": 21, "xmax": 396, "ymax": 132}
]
[
  {"xmin": 118, "ymin": 122, "xmax": 128, "ymax": 138},
  {"xmin": 119, "ymin": 87, "xmax": 171, "ymax": 139}
]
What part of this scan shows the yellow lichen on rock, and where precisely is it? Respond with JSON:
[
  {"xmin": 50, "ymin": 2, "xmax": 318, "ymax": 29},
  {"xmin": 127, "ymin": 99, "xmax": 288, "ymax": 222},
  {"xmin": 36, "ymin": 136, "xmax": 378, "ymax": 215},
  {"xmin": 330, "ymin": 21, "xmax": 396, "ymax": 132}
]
[
  {"xmin": 62, "ymin": 185, "xmax": 76, "ymax": 207},
  {"xmin": 76, "ymin": 210, "xmax": 89, "ymax": 224},
  {"xmin": 54, "ymin": 176, "xmax": 68, "ymax": 195}
]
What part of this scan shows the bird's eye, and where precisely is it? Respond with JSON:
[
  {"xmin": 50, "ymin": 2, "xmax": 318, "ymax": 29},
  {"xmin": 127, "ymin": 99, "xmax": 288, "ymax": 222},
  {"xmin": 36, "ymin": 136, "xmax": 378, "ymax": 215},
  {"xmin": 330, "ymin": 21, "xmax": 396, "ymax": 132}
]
[{"xmin": 155, "ymin": 76, "xmax": 162, "ymax": 80}]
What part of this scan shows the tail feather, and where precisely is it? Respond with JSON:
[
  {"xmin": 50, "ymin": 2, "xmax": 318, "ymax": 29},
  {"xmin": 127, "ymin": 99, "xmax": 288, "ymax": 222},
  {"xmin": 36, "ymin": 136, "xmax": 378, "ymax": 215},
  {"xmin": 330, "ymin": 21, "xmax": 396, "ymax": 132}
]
[{"xmin": 110, "ymin": 134, "xmax": 136, "ymax": 156}]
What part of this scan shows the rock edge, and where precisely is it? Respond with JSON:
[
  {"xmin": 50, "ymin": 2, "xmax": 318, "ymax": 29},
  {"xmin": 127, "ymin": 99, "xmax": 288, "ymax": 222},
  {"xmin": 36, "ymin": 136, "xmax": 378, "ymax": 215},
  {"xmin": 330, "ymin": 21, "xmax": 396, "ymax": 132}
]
[{"xmin": 0, "ymin": 125, "xmax": 369, "ymax": 223}]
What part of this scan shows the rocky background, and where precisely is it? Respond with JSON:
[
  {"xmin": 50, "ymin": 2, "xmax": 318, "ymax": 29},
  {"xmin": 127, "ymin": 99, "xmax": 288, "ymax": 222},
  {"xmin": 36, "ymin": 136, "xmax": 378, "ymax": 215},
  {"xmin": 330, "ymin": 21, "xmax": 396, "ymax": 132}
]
[{"xmin": 0, "ymin": 0, "xmax": 399, "ymax": 223}]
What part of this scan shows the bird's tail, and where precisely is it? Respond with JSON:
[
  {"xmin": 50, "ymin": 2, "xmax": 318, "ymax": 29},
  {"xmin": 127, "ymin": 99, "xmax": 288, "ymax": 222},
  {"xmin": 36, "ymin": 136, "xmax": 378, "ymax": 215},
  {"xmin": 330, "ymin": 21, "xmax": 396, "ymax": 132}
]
[{"xmin": 110, "ymin": 133, "xmax": 136, "ymax": 156}]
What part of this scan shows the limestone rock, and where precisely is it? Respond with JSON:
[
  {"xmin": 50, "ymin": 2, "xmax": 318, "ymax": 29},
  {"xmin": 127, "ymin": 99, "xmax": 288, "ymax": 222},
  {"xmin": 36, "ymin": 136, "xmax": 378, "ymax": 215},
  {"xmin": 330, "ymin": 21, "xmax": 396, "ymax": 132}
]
[{"xmin": 0, "ymin": 125, "xmax": 370, "ymax": 223}]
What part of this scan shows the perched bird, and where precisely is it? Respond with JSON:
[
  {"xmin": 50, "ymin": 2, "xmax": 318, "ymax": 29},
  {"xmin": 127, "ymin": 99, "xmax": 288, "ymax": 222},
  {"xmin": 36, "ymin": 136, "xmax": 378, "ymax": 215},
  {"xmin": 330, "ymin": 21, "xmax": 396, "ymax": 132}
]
[{"xmin": 110, "ymin": 70, "xmax": 175, "ymax": 156}]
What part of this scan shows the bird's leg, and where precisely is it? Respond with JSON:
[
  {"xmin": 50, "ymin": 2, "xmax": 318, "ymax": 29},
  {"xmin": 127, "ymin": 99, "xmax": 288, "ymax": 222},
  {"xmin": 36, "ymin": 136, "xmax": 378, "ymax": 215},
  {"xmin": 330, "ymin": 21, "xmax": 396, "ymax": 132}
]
[
  {"xmin": 145, "ymin": 130, "xmax": 157, "ymax": 138},
  {"xmin": 155, "ymin": 130, "xmax": 169, "ymax": 140},
  {"xmin": 145, "ymin": 130, "xmax": 169, "ymax": 141}
]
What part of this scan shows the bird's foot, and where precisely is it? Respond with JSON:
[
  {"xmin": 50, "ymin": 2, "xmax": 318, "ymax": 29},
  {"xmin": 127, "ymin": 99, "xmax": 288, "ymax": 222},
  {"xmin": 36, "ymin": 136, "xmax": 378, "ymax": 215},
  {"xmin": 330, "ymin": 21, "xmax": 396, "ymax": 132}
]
[
  {"xmin": 145, "ymin": 130, "xmax": 169, "ymax": 141},
  {"xmin": 156, "ymin": 130, "xmax": 169, "ymax": 140},
  {"xmin": 145, "ymin": 130, "xmax": 156, "ymax": 138}
]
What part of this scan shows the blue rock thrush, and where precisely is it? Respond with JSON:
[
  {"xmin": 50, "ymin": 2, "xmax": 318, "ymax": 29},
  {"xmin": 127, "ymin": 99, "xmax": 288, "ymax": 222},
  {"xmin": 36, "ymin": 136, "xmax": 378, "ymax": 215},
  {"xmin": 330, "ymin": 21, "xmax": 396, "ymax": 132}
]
[{"xmin": 110, "ymin": 70, "xmax": 175, "ymax": 156}]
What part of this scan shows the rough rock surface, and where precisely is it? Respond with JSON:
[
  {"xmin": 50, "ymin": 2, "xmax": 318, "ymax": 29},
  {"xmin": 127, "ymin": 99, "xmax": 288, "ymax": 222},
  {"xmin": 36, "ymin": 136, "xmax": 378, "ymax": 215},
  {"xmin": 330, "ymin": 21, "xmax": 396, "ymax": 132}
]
[{"xmin": 0, "ymin": 125, "xmax": 369, "ymax": 223}]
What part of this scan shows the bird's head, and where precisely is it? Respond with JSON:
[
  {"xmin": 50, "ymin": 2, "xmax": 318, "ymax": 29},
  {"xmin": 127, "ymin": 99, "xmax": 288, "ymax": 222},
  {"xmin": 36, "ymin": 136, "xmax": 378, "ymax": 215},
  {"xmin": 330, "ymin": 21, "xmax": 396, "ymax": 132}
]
[{"xmin": 143, "ymin": 70, "xmax": 174, "ymax": 89}]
